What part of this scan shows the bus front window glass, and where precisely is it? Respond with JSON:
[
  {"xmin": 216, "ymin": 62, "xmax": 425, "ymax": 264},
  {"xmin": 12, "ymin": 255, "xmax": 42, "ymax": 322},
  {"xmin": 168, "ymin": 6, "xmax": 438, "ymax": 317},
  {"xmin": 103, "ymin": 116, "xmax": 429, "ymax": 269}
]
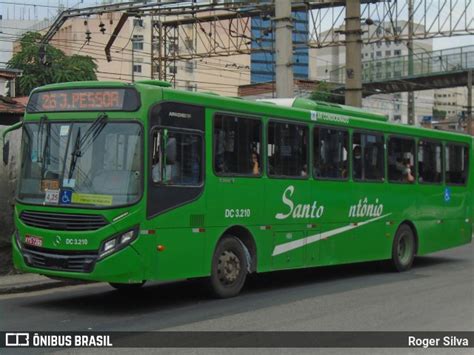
[
  {"xmin": 418, "ymin": 140, "xmax": 442, "ymax": 183},
  {"xmin": 314, "ymin": 127, "xmax": 348, "ymax": 179},
  {"xmin": 352, "ymin": 132, "xmax": 384, "ymax": 181},
  {"xmin": 213, "ymin": 114, "xmax": 261, "ymax": 176},
  {"xmin": 151, "ymin": 130, "xmax": 202, "ymax": 185},
  {"xmin": 18, "ymin": 122, "xmax": 142, "ymax": 207},
  {"xmin": 268, "ymin": 121, "xmax": 308, "ymax": 178},
  {"xmin": 388, "ymin": 137, "xmax": 416, "ymax": 183},
  {"xmin": 445, "ymin": 144, "xmax": 469, "ymax": 185}
]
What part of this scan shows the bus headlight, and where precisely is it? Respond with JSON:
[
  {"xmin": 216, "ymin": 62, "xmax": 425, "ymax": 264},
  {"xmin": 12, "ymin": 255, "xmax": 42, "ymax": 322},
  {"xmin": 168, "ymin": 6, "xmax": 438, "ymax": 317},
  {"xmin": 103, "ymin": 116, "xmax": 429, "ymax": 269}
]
[{"xmin": 99, "ymin": 227, "xmax": 138, "ymax": 259}]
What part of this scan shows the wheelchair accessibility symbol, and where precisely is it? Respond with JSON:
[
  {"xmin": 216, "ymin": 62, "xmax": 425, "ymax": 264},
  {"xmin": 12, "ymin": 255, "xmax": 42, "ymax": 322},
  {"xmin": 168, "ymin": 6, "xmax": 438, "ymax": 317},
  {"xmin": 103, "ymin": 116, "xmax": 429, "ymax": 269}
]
[
  {"xmin": 60, "ymin": 190, "xmax": 72, "ymax": 205},
  {"xmin": 444, "ymin": 187, "xmax": 451, "ymax": 202}
]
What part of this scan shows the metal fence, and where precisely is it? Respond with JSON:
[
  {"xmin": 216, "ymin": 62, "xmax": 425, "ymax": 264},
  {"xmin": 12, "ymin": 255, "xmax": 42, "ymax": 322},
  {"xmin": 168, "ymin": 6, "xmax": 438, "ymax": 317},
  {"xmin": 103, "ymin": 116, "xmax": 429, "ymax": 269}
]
[{"xmin": 330, "ymin": 45, "xmax": 474, "ymax": 84}]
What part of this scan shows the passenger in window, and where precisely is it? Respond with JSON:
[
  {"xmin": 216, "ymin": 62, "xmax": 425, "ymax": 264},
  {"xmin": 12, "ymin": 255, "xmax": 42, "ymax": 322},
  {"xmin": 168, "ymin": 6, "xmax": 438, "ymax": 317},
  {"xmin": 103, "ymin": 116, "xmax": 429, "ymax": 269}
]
[
  {"xmin": 152, "ymin": 162, "xmax": 161, "ymax": 183},
  {"xmin": 301, "ymin": 164, "xmax": 308, "ymax": 177},
  {"xmin": 353, "ymin": 145, "xmax": 362, "ymax": 179},
  {"xmin": 402, "ymin": 158, "xmax": 415, "ymax": 183},
  {"xmin": 215, "ymin": 128, "xmax": 225, "ymax": 172},
  {"xmin": 251, "ymin": 152, "xmax": 260, "ymax": 175},
  {"xmin": 340, "ymin": 156, "xmax": 349, "ymax": 178}
]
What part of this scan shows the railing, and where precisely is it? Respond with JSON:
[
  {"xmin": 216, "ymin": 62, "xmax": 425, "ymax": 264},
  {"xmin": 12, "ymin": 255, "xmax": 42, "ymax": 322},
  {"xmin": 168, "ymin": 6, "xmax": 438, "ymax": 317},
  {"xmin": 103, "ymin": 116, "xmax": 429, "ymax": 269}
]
[{"xmin": 330, "ymin": 45, "xmax": 474, "ymax": 84}]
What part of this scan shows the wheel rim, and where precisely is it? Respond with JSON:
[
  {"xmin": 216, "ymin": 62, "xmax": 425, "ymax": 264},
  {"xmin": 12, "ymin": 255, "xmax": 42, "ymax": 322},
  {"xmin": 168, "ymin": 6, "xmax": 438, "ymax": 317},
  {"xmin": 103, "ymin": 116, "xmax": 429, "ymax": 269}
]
[
  {"xmin": 398, "ymin": 232, "xmax": 414, "ymax": 265},
  {"xmin": 217, "ymin": 250, "xmax": 241, "ymax": 286}
]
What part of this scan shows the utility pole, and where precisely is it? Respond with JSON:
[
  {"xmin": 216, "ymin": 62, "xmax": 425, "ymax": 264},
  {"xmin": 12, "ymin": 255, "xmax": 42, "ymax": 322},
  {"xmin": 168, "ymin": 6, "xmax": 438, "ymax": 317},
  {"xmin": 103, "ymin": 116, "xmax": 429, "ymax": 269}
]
[
  {"xmin": 467, "ymin": 70, "xmax": 472, "ymax": 135},
  {"xmin": 407, "ymin": 0, "xmax": 415, "ymax": 125},
  {"xmin": 131, "ymin": 37, "xmax": 135, "ymax": 82},
  {"xmin": 344, "ymin": 0, "xmax": 362, "ymax": 107},
  {"xmin": 274, "ymin": 0, "xmax": 293, "ymax": 98}
]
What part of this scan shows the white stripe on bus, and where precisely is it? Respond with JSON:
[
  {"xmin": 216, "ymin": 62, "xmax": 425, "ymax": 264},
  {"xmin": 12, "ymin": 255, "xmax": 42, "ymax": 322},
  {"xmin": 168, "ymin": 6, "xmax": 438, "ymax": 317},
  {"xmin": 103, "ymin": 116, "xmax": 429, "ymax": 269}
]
[{"xmin": 272, "ymin": 213, "xmax": 392, "ymax": 256}]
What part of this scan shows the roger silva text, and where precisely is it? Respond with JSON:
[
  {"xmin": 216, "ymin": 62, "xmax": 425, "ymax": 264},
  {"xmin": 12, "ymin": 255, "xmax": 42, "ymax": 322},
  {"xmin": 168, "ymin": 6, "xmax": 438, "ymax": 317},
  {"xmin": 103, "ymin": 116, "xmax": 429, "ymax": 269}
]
[{"xmin": 408, "ymin": 335, "xmax": 469, "ymax": 348}]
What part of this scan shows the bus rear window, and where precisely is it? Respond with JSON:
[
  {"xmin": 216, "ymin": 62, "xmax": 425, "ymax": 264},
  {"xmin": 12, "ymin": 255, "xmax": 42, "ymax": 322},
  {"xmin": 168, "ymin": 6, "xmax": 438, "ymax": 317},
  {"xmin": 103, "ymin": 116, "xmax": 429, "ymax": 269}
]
[{"xmin": 445, "ymin": 144, "xmax": 469, "ymax": 185}]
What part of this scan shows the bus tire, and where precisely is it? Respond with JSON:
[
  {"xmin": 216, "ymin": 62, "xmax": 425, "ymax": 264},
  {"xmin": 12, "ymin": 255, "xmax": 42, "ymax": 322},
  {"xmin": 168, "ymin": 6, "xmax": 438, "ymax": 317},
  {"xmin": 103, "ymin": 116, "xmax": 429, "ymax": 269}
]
[
  {"xmin": 109, "ymin": 281, "xmax": 145, "ymax": 291},
  {"xmin": 391, "ymin": 224, "xmax": 416, "ymax": 272},
  {"xmin": 208, "ymin": 235, "xmax": 248, "ymax": 298}
]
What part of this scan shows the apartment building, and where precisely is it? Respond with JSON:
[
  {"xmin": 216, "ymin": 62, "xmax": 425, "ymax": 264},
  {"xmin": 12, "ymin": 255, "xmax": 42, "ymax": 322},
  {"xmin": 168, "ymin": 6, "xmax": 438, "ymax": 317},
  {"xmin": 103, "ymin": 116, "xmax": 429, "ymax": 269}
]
[{"xmin": 310, "ymin": 21, "xmax": 435, "ymax": 124}]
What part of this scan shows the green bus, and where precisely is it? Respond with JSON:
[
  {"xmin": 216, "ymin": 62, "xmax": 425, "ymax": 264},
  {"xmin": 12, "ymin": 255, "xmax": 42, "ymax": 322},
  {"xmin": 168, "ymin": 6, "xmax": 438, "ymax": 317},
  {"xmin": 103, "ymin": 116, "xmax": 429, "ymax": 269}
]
[{"xmin": 3, "ymin": 80, "xmax": 472, "ymax": 298}]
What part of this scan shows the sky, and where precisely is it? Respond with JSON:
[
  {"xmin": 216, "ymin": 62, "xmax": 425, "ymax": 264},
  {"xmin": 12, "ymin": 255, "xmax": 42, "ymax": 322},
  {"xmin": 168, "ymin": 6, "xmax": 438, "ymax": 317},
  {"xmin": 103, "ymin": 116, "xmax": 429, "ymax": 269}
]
[{"xmin": 0, "ymin": 0, "xmax": 472, "ymax": 50}]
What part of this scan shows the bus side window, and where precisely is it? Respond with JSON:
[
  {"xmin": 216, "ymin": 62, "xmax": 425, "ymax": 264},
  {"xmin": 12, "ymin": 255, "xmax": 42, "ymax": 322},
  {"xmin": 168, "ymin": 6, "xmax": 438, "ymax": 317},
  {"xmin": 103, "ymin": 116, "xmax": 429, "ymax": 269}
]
[
  {"xmin": 268, "ymin": 121, "xmax": 308, "ymax": 178},
  {"xmin": 214, "ymin": 114, "xmax": 262, "ymax": 176},
  {"xmin": 314, "ymin": 127, "xmax": 348, "ymax": 180},
  {"xmin": 352, "ymin": 131, "xmax": 384, "ymax": 182},
  {"xmin": 388, "ymin": 137, "xmax": 416, "ymax": 183},
  {"xmin": 418, "ymin": 140, "xmax": 442, "ymax": 184},
  {"xmin": 445, "ymin": 143, "xmax": 469, "ymax": 185}
]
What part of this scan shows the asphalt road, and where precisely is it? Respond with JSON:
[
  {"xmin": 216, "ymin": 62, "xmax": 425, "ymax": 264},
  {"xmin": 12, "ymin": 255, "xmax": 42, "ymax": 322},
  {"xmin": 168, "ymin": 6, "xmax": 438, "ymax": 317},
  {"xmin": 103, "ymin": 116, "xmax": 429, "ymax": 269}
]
[{"xmin": 1, "ymin": 243, "xmax": 473, "ymax": 354}]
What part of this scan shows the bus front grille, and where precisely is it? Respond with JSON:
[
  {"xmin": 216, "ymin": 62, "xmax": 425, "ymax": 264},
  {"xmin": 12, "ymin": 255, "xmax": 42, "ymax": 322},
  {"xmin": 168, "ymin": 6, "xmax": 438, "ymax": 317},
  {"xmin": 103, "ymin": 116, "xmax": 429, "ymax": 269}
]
[
  {"xmin": 22, "ymin": 246, "xmax": 98, "ymax": 273},
  {"xmin": 20, "ymin": 211, "xmax": 108, "ymax": 231}
]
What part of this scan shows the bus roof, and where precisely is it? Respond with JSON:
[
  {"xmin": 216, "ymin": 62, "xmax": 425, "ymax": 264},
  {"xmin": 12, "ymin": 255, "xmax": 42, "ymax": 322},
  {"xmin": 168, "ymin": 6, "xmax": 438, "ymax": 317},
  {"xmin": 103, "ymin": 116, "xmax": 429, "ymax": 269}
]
[{"xmin": 27, "ymin": 81, "xmax": 473, "ymax": 143}]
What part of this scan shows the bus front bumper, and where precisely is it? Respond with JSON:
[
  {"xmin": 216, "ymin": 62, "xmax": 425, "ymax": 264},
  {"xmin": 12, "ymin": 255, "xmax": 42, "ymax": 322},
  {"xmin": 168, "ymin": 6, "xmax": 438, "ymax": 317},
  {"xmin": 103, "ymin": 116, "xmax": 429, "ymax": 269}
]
[{"xmin": 12, "ymin": 234, "xmax": 146, "ymax": 284}]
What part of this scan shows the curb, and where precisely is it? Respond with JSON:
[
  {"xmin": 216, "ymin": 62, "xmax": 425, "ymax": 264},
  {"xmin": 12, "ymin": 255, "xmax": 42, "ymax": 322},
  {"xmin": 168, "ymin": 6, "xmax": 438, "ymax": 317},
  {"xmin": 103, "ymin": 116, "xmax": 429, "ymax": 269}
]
[{"xmin": 0, "ymin": 280, "xmax": 86, "ymax": 295}]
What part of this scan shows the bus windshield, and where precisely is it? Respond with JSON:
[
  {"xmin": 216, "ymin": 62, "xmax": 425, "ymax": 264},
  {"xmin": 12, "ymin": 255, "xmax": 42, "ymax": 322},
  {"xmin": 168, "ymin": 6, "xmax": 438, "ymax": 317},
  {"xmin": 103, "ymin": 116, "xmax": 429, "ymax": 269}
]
[{"xmin": 18, "ymin": 121, "xmax": 142, "ymax": 208}]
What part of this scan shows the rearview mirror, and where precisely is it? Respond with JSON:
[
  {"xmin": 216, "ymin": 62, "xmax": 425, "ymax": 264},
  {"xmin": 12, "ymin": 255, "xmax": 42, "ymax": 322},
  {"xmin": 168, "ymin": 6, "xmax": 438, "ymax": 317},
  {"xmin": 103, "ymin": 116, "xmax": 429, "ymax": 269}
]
[{"xmin": 3, "ymin": 140, "xmax": 9, "ymax": 165}]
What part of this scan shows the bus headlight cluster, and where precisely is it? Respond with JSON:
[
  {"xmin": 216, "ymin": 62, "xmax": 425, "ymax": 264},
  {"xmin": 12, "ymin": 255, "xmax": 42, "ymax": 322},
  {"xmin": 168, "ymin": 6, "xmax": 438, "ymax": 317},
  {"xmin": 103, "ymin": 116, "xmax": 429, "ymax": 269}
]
[{"xmin": 99, "ymin": 227, "xmax": 138, "ymax": 259}]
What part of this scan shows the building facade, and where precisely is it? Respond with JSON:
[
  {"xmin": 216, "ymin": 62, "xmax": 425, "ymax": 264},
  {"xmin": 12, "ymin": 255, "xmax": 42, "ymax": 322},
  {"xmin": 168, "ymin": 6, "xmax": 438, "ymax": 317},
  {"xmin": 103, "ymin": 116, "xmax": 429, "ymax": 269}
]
[
  {"xmin": 310, "ymin": 21, "xmax": 435, "ymax": 124},
  {"xmin": 434, "ymin": 87, "xmax": 468, "ymax": 119},
  {"xmin": 251, "ymin": 11, "xmax": 308, "ymax": 84}
]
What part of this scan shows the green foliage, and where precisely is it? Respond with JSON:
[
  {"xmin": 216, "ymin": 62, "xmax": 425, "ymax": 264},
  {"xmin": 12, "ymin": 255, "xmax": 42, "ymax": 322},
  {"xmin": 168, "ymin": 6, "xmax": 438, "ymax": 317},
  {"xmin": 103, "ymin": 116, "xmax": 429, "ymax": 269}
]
[
  {"xmin": 7, "ymin": 32, "xmax": 97, "ymax": 96},
  {"xmin": 309, "ymin": 81, "xmax": 339, "ymax": 103},
  {"xmin": 433, "ymin": 108, "xmax": 447, "ymax": 120}
]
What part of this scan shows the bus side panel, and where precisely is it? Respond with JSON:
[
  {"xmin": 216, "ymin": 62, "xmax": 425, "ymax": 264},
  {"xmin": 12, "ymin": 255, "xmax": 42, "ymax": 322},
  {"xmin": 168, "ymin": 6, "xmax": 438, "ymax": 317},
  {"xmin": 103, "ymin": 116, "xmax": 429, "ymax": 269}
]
[
  {"xmin": 385, "ymin": 183, "xmax": 419, "ymax": 252},
  {"xmin": 469, "ymin": 139, "xmax": 474, "ymax": 241},
  {"xmin": 146, "ymin": 197, "xmax": 208, "ymax": 281},
  {"xmin": 311, "ymin": 180, "xmax": 355, "ymax": 267},
  {"xmin": 346, "ymin": 181, "xmax": 393, "ymax": 263},
  {"xmin": 415, "ymin": 184, "xmax": 447, "ymax": 255},
  {"xmin": 264, "ymin": 179, "xmax": 310, "ymax": 271}
]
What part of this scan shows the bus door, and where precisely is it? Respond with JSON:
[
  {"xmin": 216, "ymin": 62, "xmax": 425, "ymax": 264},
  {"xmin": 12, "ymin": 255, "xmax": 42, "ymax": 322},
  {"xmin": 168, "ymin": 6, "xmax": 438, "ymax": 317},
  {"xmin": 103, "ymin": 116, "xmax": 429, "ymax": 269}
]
[{"xmin": 147, "ymin": 102, "xmax": 207, "ymax": 279}]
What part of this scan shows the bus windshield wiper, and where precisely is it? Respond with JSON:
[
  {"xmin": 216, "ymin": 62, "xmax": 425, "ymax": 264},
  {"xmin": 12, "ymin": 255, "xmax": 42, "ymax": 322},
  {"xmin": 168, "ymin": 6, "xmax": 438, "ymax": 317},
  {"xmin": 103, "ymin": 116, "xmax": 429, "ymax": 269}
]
[
  {"xmin": 67, "ymin": 113, "xmax": 108, "ymax": 180},
  {"xmin": 67, "ymin": 127, "xmax": 81, "ymax": 180},
  {"xmin": 36, "ymin": 115, "xmax": 48, "ymax": 163},
  {"xmin": 40, "ymin": 120, "xmax": 51, "ymax": 178}
]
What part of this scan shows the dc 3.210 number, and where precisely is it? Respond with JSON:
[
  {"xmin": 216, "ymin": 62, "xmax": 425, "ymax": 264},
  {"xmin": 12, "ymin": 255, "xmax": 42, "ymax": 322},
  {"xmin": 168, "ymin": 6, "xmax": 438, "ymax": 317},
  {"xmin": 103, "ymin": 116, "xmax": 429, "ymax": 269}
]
[
  {"xmin": 65, "ymin": 238, "xmax": 88, "ymax": 246},
  {"xmin": 225, "ymin": 209, "xmax": 251, "ymax": 218}
]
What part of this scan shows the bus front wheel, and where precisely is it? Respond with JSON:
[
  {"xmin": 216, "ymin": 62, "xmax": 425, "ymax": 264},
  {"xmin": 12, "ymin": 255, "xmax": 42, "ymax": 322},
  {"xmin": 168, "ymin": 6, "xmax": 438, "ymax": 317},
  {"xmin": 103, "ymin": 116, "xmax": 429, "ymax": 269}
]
[
  {"xmin": 208, "ymin": 235, "xmax": 248, "ymax": 298},
  {"xmin": 391, "ymin": 224, "xmax": 416, "ymax": 272}
]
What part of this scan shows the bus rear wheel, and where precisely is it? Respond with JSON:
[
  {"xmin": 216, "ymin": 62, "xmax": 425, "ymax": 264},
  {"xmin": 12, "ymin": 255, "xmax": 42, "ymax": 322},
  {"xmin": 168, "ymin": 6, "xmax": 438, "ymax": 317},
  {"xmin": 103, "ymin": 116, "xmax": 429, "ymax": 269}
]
[
  {"xmin": 391, "ymin": 224, "xmax": 416, "ymax": 272},
  {"xmin": 209, "ymin": 235, "xmax": 248, "ymax": 298},
  {"xmin": 109, "ymin": 281, "xmax": 145, "ymax": 291}
]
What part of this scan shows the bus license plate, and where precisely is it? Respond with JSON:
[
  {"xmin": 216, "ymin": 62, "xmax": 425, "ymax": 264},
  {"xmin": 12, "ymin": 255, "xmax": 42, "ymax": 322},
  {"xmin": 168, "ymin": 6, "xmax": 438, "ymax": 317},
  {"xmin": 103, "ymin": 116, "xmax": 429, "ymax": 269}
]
[{"xmin": 24, "ymin": 235, "xmax": 43, "ymax": 247}]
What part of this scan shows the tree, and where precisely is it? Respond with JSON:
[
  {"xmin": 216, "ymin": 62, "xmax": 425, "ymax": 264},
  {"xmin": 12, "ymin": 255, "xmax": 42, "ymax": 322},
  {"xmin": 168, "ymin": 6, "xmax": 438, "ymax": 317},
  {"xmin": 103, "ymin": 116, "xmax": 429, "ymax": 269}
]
[
  {"xmin": 7, "ymin": 32, "xmax": 97, "ymax": 96},
  {"xmin": 309, "ymin": 81, "xmax": 340, "ymax": 103},
  {"xmin": 433, "ymin": 108, "xmax": 447, "ymax": 120}
]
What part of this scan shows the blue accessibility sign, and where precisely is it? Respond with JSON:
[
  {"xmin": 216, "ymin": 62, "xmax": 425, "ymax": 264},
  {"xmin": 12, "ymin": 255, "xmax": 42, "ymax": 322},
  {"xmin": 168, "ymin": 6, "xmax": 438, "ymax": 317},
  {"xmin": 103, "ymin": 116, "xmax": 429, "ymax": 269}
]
[
  {"xmin": 60, "ymin": 190, "xmax": 73, "ymax": 205},
  {"xmin": 444, "ymin": 187, "xmax": 451, "ymax": 202}
]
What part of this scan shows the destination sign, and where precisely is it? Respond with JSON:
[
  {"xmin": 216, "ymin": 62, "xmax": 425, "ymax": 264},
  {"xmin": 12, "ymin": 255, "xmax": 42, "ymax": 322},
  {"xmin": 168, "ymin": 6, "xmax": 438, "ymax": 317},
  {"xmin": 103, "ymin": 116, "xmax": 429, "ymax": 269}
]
[{"xmin": 27, "ymin": 88, "xmax": 140, "ymax": 112}]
